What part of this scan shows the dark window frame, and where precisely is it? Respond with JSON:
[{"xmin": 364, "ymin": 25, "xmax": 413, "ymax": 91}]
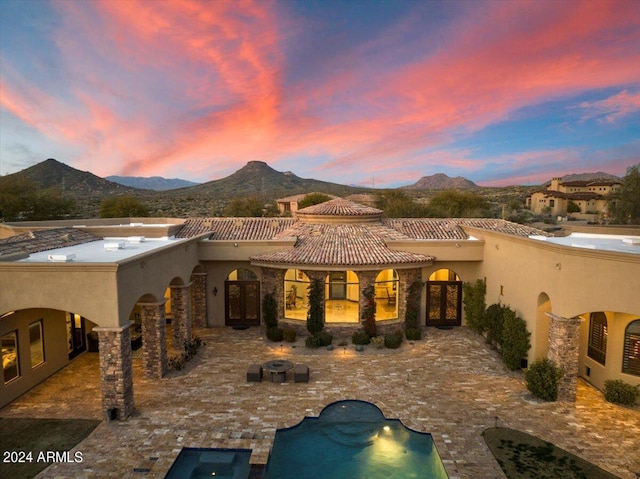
[
  {"xmin": 623, "ymin": 320, "xmax": 640, "ymax": 377},
  {"xmin": 588, "ymin": 312, "xmax": 607, "ymax": 365}
]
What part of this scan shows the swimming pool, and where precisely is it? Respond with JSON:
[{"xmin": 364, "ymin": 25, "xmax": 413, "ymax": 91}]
[
  {"xmin": 164, "ymin": 448, "xmax": 252, "ymax": 479},
  {"xmin": 264, "ymin": 400, "xmax": 449, "ymax": 479}
]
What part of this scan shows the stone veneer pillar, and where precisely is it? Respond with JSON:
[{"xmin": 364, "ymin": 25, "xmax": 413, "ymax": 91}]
[
  {"xmin": 95, "ymin": 324, "xmax": 134, "ymax": 420},
  {"xmin": 190, "ymin": 272, "xmax": 207, "ymax": 328},
  {"xmin": 139, "ymin": 301, "xmax": 168, "ymax": 379},
  {"xmin": 398, "ymin": 268, "xmax": 422, "ymax": 324},
  {"xmin": 261, "ymin": 267, "xmax": 286, "ymax": 321},
  {"xmin": 358, "ymin": 270, "xmax": 378, "ymax": 323},
  {"xmin": 547, "ymin": 313, "xmax": 581, "ymax": 402},
  {"xmin": 170, "ymin": 284, "xmax": 192, "ymax": 349}
]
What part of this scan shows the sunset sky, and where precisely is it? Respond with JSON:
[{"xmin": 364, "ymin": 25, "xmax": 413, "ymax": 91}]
[{"xmin": 1, "ymin": 0, "xmax": 639, "ymax": 187}]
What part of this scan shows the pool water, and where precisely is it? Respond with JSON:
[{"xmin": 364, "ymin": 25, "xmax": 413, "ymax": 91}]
[
  {"xmin": 264, "ymin": 400, "xmax": 448, "ymax": 479},
  {"xmin": 164, "ymin": 448, "xmax": 252, "ymax": 479}
]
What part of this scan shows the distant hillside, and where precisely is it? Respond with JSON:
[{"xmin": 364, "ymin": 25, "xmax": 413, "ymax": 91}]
[
  {"xmin": 106, "ymin": 175, "xmax": 199, "ymax": 191},
  {"xmin": 402, "ymin": 173, "xmax": 477, "ymax": 190},
  {"xmin": 183, "ymin": 161, "xmax": 369, "ymax": 197},
  {"xmin": 542, "ymin": 172, "xmax": 620, "ymax": 186},
  {"xmin": 0, "ymin": 158, "xmax": 139, "ymax": 196}
]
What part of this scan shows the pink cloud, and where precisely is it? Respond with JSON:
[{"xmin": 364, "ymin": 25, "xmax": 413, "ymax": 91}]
[{"xmin": 577, "ymin": 90, "xmax": 640, "ymax": 123}]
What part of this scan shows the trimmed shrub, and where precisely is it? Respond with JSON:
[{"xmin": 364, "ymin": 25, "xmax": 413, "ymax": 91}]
[
  {"xmin": 484, "ymin": 303, "xmax": 505, "ymax": 350},
  {"xmin": 604, "ymin": 379, "xmax": 640, "ymax": 406},
  {"xmin": 316, "ymin": 330, "xmax": 333, "ymax": 347},
  {"xmin": 305, "ymin": 335, "xmax": 320, "ymax": 348},
  {"xmin": 282, "ymin": 327, "xmax": 297, "ymax": 343},
  {"xmin": 404, "ymin": 280, "xmax": 422, "ymax": 331},
  {"xmin": 501, "ymin": 307, "xmax": 531, "ymax": 370},
  {"xmin": 384, "ymin": 329, "xmax": 404, "ymax": 349},
  {"xmin": 352, "ymin": 330, "xmax": 371, "ymax": 345},
  {"xmin": 307, "ymin": 278, "xmax": 324, "ymax": 335},
  {"xmin": 371, "ymin": 336, "xmax": 385, "ymax": 349},
  {"xmin": 462, "ymin": 279, "xmax": 486, "ymax": 334},
  {"xmin": 262, "ymin": 291, "xmax": 278, "ymax": 329},
  {"xmin": 361, "ymin": 285, "xmax": 377, "ymax": 337},
  {"xmin": 525, "ymin": 358, "xmax": 562, "ymax": 401},
  {"xmin": 266, "ymin": 327, "xmax": 284, "ymax": 342},
  {"xmin": 405, "ymin": 327, "xmax": 422, "ymax": 341}
]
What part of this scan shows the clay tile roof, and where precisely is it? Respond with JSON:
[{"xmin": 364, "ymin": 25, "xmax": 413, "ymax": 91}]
[
  {"xmin": 296, "ymin": 198, "xmax": 383, "ymax": 217},
  {"xmin": 0, "ymin": 228, "xmax": 101, "ymax": 258},
  {"xmin": 176, "ymin": 217, "xmax": 296, "ymax": 239},
  {"xmin": 251, "ymin": 222, "xmax": 434, "ymax": 266}
]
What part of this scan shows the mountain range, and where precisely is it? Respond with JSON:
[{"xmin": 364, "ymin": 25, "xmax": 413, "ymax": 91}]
[
  {"xmin": 106, "ymin": 175, "xmax": 199, "ymax": 191},
  {"xmin": 402, "ymin": 173, "xmax": 477, "ymax": 190}
]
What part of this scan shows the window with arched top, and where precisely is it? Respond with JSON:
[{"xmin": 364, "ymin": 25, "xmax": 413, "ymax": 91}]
[
  {"xmin": 374, "ymin": 269, "xmax": 398, "ymax": 320},
  {"xmin": 588, "ymin": 312, "xmax": 607, "ymax": 365},
  {"xmin": 623, "ymin": 320, "xmax": 640, "ymax": 377},
  {"xmin": 284, "ymin": 269, "xmax": 310, "ymax": 320}
]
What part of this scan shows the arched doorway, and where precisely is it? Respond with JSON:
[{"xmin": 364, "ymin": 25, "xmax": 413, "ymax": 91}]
[
  {"xmin": 225, "ymin": 269, "xmax": 260, "ymax": 327},
  {"xmin": 426, "ymin": 269, "xmax": 462, "ymax": 327}
]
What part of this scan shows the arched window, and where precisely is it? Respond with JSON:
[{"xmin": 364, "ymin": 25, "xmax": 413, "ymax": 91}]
[
  {"xmin": 623, "ymin": 320, "xmax": 640, "ymax": 377},
  {"xmin": 374, "ymin": 269, "xmax": 398, "ymax": 320},
  {"xmin": 284, "ymin": 269, "xmax": 310, "ymax": 320},
  {"xmin": 227, "ymin": 269, "xmax": 258, "ymax": 281},
  {"xmin": 588, "ymin": 312, "xmax": 607, "ymax": 365}
]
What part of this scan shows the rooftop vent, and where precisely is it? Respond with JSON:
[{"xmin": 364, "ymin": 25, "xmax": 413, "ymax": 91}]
[
  {"xmin": 104, "ymin": 242, "xmax": 125, "ymax": 251},
  {"xmin": 128, "ymin": 236, "xmax": 146, "ymax": 243},
  {"xmin": 623, "ymin": 238, "xmax": 640, "ymax": 246},
  {"xmin": 130, "ymin": 223, "xmax": 144, "ymax": 227},
  {"xmin": 48, "ymin": 253, "xmax": 75, "ymax": 262}
]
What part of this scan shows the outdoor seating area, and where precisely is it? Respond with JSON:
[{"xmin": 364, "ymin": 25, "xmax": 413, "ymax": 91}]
[{"xmin": 247, "ymin": 360, "xmax": 309, "ymax": 383}]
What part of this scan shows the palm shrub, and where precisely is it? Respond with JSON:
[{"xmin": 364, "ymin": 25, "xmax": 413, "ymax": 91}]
[
  {"xmin": 501, "ymin": 307, "xmax": 531, "ymax": 370},
  {"xmin": 307, "ymin": 278, "xmax": 324, "ymax": 335},
  {"xmin": 525, "ymin": 358, "xmax": 562, "ymax": 401},
  {"xmin": 604, "ymin": 379, "xmax": 640, "ymax": 406},
  {"xmin": 462, "ymin": 279, "xmax": 486, "ymax": 334},
  {"xmin": 404, "ymin": 280, "xmax": 422, "ymax": 340},
  {"xmin": 361, "ymin": 285, "xmax": 377, "ymax": 337}
]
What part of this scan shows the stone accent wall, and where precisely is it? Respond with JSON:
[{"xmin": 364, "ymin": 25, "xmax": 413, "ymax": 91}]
[
  {"xmin": 190, "ymin": 273, "xmax": 207, "ymax": 328},
  {"xmin": 95, "ymin": 325, "xmax": 134, "ymax": 420},
  {"xmin": 398, "ymin": 268, "xmax": 422, "ymax": 324},
  {"xmin": 170, "ymin": 284, "xmax": 192, "ymax": 349},
  {"xmin": 140, "ymin": 302, "xmax": 168, "ymax": 379},
  {"xmin": 547, "ymin": 313, "xmax": 581, "ymax": 402}
]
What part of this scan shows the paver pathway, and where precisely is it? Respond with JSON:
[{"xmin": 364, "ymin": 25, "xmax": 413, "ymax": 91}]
[{"xmin": 1, "ymin": 326, "xmax": 638, "ymax": 478}]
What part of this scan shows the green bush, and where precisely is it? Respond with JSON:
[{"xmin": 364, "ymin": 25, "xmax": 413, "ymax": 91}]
[
  {"xmin": 604, "ymin": 379, "xmax": 640, "ymax": 406},
  {"xmin": 307, "ymin": 278, "xmax": 324, "ymax": 335},
  {"xmin": 484, "ymin": 303, "xmax": 505, "ymax": 350},
  {"xmin": 262, "ymin": 292, "xmax": 278, "ymax": 329},
  {"xmin": 352, "ymin": 330, "xmax": 371, "ymax": 345},
  {"xmin": 316, "ymin": 330, "xmax": 333, "ymax": 347},
  {"xmin": 282, "ymin": 327, "xmax": 297, "ymax": 343},
  {"xmin": 462, "ymin": 279, "xmax": 486, "ymax": 334},
  {"xmin": 404, "ymin": 280, "xmax": 422, "ymax": 331},
  {"xmin": 525, "ymin": 358, "xmax": 562, "ymax": 401},
  {"xmin": 384, "ymin": 330, "xmax": 404, "ymax": 349},
  {"xmin": 305, "ymin": 335, "xmax": 320, "ymax": 348},
  {"xmin": 266, "ymin": 327, "xmax": 284, "ymax": 342},
  {"xmin": 405, "ymin": 327, "xmax": 422, "ymax": 341},
  {"xmin": 501, "ymin": 307, "xmax": 531, "ymax": 370},
  {"xmin": 361, "ymin": 285, "xmax": 377, "ymax": 337},
  {"xmin": 371, "ymin": 336, "xmax": 385, "ymax": 349}
]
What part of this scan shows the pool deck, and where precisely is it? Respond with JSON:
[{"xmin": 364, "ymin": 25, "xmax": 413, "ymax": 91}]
[{"xmin": 2, "ymin": 326, "xmax": 639, "ymax": 479}]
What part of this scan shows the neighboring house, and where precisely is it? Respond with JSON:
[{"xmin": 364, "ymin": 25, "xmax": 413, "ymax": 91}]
[
  {"xmin": 526, "ymin": 177, "xmax": 622, "ymax": 218},
  {"xmin": 1, "ymin": 199, "xmax": 638, "ymax": 418},
  {"xmin": 276, "ymin": 193, "xmax": 338, "ymax": 215}
]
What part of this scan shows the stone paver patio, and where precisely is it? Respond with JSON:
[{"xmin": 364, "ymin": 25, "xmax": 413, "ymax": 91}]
[{"xmin": 1, "ymin": 326, "xmax": 638, "ymax": 479}]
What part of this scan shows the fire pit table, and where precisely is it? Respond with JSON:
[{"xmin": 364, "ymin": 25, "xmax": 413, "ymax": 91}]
[{"xmin": 262, "ymin": 360, "xmax": 294, "ymax": 383}]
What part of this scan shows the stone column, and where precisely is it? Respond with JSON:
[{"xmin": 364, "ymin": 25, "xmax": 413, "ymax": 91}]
[
  {"xmin": 190, "ymin": 272, "xmax": 207, "ymax": 328},
  {"xmin": 547, "ymin": 313, "xmax": 582, "ymax": 402},
  {"xmin": 95, "ymin": 324, "xmax": 134, "ymax": 420},
  {"xmin": 358, "ymin": 270, "xmax": 378, "ymax": 323},
  {"xmin": 170, "ymin": 284, "xmax": 192, "ymax": 350},
  {"xmin": 140, "ymin": 301, "xmax": 168, "ymax": 379},
  {"xmin": 398, "ymin": 268, "xmax": 422, "ymax": 324},
  {"xmin": 261, "ymin": 267, "xmax": 286, "ymax": 321}
]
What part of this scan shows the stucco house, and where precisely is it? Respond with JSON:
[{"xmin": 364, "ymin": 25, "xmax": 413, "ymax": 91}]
[
  {"xmin": 1, "ymin": 198, "xmax": 639, "ymax": 418},
  {"xmin": 526, "ymin": 177, "xmax": 622, "ymax": 219}
]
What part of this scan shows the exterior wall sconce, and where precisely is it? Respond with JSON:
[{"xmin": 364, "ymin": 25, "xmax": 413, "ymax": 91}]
[
  {"xmin": 555, "ymin": 263, "xmax": 562, "ymax": 270},
  {"xmin": 233, "ymin": 242, "xmax": 238, "ymax": 247},
  {"xmin": 213, "ymin": 287, "xmax": 218, "ymax": 296}
]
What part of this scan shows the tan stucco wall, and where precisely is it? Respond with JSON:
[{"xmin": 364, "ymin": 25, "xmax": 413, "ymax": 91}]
[{"xmin": 0, "ymin": 309, "xmax": 71, "ymax": 408}]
